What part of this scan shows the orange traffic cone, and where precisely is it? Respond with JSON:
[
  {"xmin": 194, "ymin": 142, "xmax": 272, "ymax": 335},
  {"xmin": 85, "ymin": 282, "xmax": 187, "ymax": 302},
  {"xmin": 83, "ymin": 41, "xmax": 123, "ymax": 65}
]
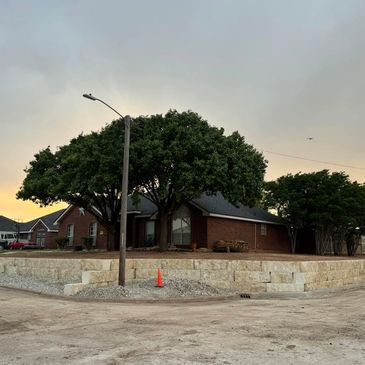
[{"xmin": 156, "ymin": 268, "xmax": 164, "ymax": 288}]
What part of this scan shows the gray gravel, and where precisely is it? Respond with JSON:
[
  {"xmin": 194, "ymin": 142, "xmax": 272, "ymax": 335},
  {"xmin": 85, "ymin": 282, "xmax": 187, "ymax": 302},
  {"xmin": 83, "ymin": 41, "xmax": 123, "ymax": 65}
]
[
  {"xmin": 0, "ymin": 274, "xmax": 65, "ymax": 296},
  {"xmin": 0, "ymin": 274, "xmax": 237, "ymax": 299},
  {"xmin": 75, "ymin": 278, "xmax": 236, "ymax": 299}
]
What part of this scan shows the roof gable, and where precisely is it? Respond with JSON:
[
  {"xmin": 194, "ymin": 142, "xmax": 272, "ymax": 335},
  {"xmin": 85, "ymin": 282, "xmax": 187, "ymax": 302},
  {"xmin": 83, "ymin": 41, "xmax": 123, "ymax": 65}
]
[
  {"xmin": 0, "ymin": 216, "xmax": 17, "ymax": 232},
  {"xmin": 20, "ymin": 209, "xmax": 66, "ymax": 232},
  {"xmin": 191, "ymin": 193, "xmax": 283, "ymax": 225}
]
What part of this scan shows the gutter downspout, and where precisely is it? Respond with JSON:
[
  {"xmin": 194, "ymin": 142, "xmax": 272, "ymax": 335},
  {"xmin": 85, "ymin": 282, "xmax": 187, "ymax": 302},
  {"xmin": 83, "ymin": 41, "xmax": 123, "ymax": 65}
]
[{"xmin": 254, "ymin": 223, "xmax": 257, "ymax": 252}]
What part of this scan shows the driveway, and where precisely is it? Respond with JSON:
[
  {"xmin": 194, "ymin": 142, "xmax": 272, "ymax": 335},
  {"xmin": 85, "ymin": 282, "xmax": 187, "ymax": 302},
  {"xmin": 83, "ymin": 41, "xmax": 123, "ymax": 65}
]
[{"xmin": 0, "ymin": 287, "xmax": 364, "ymax": 364}]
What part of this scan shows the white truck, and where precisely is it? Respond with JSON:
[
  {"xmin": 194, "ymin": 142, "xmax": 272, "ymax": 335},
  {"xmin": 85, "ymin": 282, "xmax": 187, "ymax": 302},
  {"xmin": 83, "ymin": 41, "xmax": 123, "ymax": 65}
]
[{"xmin": 0, "ymin": 232, "xmax": 17, "ymax": 249}]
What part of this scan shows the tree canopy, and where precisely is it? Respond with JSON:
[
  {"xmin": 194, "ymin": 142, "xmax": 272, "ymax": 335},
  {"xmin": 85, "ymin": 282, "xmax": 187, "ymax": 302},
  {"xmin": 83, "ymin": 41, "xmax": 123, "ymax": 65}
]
[
  {"xmin": 17, "ymin": 126, "xmax": 125, "ymax": 250},
  {"xmin": 263, "ymin": 174, "xmax": 309, "ymax": 253},
  {"xmin": 264, "ymin": 170, "xmax": 365, "ymax": 255},
  {"xmin": 130, "ymin": 110, "xmax": 266, "ymax": 249},
  {"xmin": 17, "ymin": 110, "xmax": 266, "ymax": 250}
]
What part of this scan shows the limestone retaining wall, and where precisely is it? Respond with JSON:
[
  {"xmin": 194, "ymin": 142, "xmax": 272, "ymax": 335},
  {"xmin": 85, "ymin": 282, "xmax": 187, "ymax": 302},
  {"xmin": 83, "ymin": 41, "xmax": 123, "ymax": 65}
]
[{"xmin": 0, "ymin": 257, "xmax": 364, "ymax": 296}]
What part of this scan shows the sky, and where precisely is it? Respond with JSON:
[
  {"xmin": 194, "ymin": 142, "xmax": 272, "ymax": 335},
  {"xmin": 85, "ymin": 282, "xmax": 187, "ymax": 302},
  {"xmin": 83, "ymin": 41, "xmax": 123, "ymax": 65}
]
[{"xmin": 1, "ymin": 0, "xmax": 365, "ymax": 221}]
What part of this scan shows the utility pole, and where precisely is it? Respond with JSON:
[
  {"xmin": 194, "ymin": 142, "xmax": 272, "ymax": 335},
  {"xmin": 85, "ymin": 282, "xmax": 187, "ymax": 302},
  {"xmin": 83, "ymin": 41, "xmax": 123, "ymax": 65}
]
[
  {"xmin": 83, "ymin": 93, "xmax": 130, "ymax": 286},
  {"xmin": 119, "ymin": 115, "xmax": 130, "ymax": 286}
]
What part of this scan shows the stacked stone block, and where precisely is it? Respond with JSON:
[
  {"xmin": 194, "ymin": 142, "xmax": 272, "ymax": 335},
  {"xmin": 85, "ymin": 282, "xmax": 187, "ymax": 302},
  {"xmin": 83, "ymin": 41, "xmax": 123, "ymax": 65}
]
[{"xmin": 0, "ymin": 257, "xmax": 364, "ymax": 296}]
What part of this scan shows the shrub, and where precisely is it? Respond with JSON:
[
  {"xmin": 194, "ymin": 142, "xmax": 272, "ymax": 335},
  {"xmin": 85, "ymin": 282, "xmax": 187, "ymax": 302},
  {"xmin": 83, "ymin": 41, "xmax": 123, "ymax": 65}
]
[
  {"xmin": 81, "ymin": 236, "xmax": 94, "ymax": 251},
  {"xmin": 55, "ymin": 236, "xmax": 69, "ymax": 250}
]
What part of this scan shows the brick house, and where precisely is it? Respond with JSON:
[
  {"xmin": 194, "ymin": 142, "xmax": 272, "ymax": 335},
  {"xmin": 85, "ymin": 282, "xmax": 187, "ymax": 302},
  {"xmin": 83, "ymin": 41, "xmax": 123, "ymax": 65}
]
[
  {"xmin": 18, "ymin": 209, "xmax": 66, "ymax": 248},
  {"xmin": 54, "ymin": 193, "xmax": 291, "ymax": 252},
  {"xmin": 55, "ymin": 206, "xmax": 109, "ymax": 249}
]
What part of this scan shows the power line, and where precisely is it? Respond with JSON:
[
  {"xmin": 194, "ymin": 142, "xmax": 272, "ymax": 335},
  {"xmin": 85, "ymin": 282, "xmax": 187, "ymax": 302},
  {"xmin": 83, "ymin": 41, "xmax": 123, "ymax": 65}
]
[{"xmin": 262, "ymin": 150, "xmax": 365, "ymax": 170}]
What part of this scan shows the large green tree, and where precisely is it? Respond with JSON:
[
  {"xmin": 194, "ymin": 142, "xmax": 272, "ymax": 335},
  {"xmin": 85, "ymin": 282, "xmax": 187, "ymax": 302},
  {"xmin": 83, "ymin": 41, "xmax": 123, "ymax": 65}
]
[
  {"xmin": 264, "ymin": 170, "xmax": 365, "ymax": 256},
  {"xmin": 304, "ymin": 171, "xmax": 365, "ymax": 255},
  {"xmin": 17, "ymin": 126, "xmax": 125, "ymax": 250},
  {"xmin": 130, "ymin": 110, "xmax": 266, "ymax": 250},
  {"xmin": 263, "ymin": 174, "xmax": 310, "ymax": 253},
  {"xmin": 17, "ymin": 110, "xmax": 266, "ymax": 250}
]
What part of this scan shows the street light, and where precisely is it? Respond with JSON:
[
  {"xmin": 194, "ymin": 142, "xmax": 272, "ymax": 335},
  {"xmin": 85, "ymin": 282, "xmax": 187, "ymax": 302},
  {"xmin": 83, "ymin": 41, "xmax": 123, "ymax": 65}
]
[{"xmin": 83, "ymin": 93, "xmax": 130, "ymax": 286}]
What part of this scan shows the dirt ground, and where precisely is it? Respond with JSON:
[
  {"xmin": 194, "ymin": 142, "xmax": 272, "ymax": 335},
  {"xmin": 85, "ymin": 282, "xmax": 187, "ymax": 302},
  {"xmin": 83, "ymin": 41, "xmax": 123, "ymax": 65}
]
[
  {"xmin": 0, "ymin": 287, "xmax": 364, "ymax": 365},
  {"xmin": 1, "ymin": 249, "xmax": 364, "ymax": 261}
]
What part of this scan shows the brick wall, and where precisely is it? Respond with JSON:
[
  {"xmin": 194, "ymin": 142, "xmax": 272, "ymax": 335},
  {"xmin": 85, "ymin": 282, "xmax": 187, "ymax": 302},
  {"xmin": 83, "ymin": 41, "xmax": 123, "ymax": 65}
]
[
  {"xmin": 206, "ymin": 217, "xmax": 291, "ymax": 252},
  {"xmin": 207, "ymin": 217, "xmax": 255, "ymax": 249},
  {"xmin": 28, "ymin": 221, "xmax": 58, "ymax": 249},
  {"xmin": 256, "ymin": 224, "xmax": 291, "ymax": 252},
  {"xmin": 58, "ymin": 207, "xmax": 109, "ymax": 249},
  {"xmin": 191, "ymin": 205, "xmax": 208, "ymax": 247}
]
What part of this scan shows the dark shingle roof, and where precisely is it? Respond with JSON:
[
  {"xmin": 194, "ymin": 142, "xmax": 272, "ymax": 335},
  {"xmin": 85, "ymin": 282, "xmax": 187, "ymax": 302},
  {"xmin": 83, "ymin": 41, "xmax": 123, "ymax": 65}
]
[
  {"xmin": 192, "ymin": 192, "xmax": 283, "ymax": 224},
  {"xmin": 128, "ymin": 195, "xmax": 158, "ymax": 216},
  {"xmin": 19, "ymin": 209, "xmax": 66, "ymax": 232},
  {"xmin": 0, "ymin": 216, "xmax": 17, "ymax": 232},
  {"xmin": 129, "ymin": 192, "xmax": 283, "ymax": 224},
  {"xmin": 19, "ymin": 218, "xmax": 38, "ymax": 232},
  {"xmin": 28, "ymin": 194, "xmax": 281, "ymax": 227}
]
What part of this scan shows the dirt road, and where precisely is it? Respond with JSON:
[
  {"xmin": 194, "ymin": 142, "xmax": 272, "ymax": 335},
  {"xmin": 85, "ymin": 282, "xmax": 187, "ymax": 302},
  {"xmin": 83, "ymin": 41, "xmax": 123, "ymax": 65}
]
[{"xmin": 0, "ymin": 287, "xmax": 364, "ymax": 364}]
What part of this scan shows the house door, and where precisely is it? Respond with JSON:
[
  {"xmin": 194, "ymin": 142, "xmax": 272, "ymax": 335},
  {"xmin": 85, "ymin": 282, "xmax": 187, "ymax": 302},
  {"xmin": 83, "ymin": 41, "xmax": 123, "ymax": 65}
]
[{"xmin": 36, "ymin": 231, "xmax": 46, "ymax": 247}]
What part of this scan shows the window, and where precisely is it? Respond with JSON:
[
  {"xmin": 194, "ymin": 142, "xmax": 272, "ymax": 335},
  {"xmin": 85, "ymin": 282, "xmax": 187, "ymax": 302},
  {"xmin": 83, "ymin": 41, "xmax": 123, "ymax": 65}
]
[
  {"xmin": 260, "ymin": 223, "xmax": 267, "ymax": 236},
  {"xmin": 66, "ymin": 224, "xmax": 74, "ymax": 246},
  {"xmin": 172, "ymin": 205, "xmax": 191, "ymax": 245},
  {"xmin": 145, "ymin": 221, "xmax": 155, "ymax": 246},
  {"xmin": 36, "ymin": 230, "xmax": 46, "ymax": 247},
  {"xmin": 89, "ymin": 222, "xmax": 98, "ymax": 246}
]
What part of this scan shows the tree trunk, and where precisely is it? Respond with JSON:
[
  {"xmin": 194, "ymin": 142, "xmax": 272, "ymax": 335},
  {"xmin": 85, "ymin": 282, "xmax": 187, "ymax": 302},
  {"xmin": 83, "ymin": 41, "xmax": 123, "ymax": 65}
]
[
  {"xmin": 105, "ymin": 224, "xmax": 119, "ymax": 251},
  {"xmin": 332, "ymin": 230, "xmax": 345, "ymax": 256},
  {"xmin": 113, "ymin": 227, "xmax": 120, "ymax": 251},
  {"xmin": 159, "ymin": 210, "xmax": 169, "ymax": 251},
  {"xmin": 287, "ymin": 226, "xmax": 298, "ymax": 254},
  {"xmin": 315, "ymin": 226, "xmax": 333, "ymax": 255},
  {"xmin": 346, "ymin": 234, "xmax": 360, "ymax": 256},
  {"xmin": 106, "ymin": 230, "xmax": 115, "ymax": 251}
]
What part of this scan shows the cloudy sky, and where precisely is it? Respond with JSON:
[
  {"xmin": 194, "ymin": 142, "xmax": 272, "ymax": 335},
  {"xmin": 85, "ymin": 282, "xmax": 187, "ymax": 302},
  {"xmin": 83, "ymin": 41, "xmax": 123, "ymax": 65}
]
[{"xmin": 1, "ymin": 0, "xmax": 365, "ymax": 221}]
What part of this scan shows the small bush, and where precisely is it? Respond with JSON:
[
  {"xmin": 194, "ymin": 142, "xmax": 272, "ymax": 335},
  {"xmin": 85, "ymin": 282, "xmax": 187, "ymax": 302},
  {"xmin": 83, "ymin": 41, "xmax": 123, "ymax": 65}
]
[
  {"xmin": 81, "ymin": 236, "xmax": 94, "ymax": 251},
  {"xmin": 55, "ymin": 236, "xmax": 69, "ymax": 250}
]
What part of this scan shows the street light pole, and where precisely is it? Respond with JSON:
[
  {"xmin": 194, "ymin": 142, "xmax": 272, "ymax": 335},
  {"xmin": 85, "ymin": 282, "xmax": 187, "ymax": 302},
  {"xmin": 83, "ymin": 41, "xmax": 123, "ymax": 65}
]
[
  {"xmin": 119, "ymin": 115, "xmax": 130, "ymax": 286},
  {"xmin": 83, "ymin": 93, "xmax": 130, "ymax": 286}
]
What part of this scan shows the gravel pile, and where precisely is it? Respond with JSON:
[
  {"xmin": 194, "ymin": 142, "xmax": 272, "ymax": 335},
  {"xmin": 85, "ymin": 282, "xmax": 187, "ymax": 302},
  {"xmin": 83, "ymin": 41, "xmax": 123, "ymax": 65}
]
[
  {"xmin": 0, "ymin": 274, "xmax": 236, "ymax": 300},
  {"xmin": 75, "ymin": 278, "xmax": 235, "ymax": 299},
  {"xmin": 0, "ymin": 274, "xmax": 65, "ymax": 296}
]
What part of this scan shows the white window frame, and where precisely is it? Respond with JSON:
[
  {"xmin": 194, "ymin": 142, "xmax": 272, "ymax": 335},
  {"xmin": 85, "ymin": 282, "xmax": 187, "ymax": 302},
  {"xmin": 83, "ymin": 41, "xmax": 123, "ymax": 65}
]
[
  {"xmin": 66, "ymin": 224, "xmax": 74, "ymax": 246},
  {"xmin": 260, "ymin": 223, "xmax": 267, "ymax": 236},
  {"xmin": 145, "ymin": 220, "xmax": 155, "ymax": 246},
  {"xmin": 36, "ymin": 230, "xmax": 46, "ymax": 247},
  {"xmin": 89, "ymin": 222, "xmax": 98, "ymax": 246},
  {"xmin": 172, "ymin": 205, "xmax": 191, "ymax": 245}
]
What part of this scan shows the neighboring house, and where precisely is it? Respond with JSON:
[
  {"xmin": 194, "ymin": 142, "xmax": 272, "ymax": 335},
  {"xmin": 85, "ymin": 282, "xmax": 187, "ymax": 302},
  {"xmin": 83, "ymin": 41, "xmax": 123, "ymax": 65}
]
[
  {"xmin": 131, "ymin": 193, "xmax": 290, "ymax": 252},
  {"xmin": 18, "ymin": 209, "xmax": 66, "ymax": 248},
  {"xmin": 0, "ymin": 216, "xmax": 17, "ymax": 244},
  {"xmin": 55, "ymin": 193, "xmax": 291, "ymax": 252},
  {"xmin": 55, "ymin": 206, "xmax": 109, "ymax": 249}
]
